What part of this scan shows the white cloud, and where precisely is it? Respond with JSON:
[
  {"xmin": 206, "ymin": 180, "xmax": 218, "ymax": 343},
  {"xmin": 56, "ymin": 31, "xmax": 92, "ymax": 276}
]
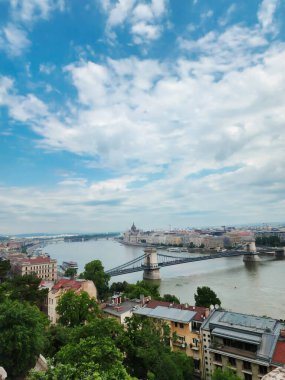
[
  {"xmin": 0, "ymin": 0, "xmax": 65, "ymax": 57},
  {"xmin": 0, "ymin": 23, "xmax": 30, "ymax": 56},
  {"xmin": 101, "ymin": 0, "xmax": 168, "ymax": 44},
  {"xmin": 10, "ymin": 0, "xmax": 65, "ymax": 23},
  {"xmin": 257, "ymin": 0, "xmax": 279, "ymax": 33},
  {"xmin": 1, "ymin": 16, "xmax": 285, "ymax": 231},
  {"xmin": 39, "ymin": 63, "xmax": 57, "ymax": 74}
]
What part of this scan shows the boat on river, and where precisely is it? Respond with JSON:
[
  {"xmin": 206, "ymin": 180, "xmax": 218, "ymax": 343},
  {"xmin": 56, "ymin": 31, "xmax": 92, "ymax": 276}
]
[{"xmin": 60, "ymin": 261, "xmax": 78, "ymax": 271}]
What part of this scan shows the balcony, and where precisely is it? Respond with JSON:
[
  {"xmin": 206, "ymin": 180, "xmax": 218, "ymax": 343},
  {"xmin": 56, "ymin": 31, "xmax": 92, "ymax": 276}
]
[{"xmin": 209, "ymin": 343, "xmax": 257, "ymax": 360}]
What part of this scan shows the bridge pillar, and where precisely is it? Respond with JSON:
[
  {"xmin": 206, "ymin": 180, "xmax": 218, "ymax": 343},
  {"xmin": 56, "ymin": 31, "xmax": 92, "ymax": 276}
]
[
  {"xmin": 143, "ymin": 248, "xmax": 161, "ymax": 280},
  {"xmin": 243, "ymin": 241, "xmax": 260, "ymax": 262},
  {"xmin": 275, "ymin": 248, "xmax": 285, "ymax": 259}
]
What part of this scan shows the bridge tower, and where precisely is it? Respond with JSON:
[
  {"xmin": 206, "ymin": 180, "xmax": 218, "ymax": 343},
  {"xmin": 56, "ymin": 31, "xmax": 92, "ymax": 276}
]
[
  {"xmin": 143, "ymin": 248, "xmax": 161, "ymax": 280},
  {"xmin": 243, "ymin": 241, "xmax": 260, "ymax": 262}
]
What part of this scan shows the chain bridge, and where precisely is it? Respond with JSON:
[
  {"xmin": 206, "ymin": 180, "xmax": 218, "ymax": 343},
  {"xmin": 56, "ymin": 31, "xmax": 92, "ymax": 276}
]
[{"xmin": 105, "ymin": 246, "xmax": 267, "ymax": 280}]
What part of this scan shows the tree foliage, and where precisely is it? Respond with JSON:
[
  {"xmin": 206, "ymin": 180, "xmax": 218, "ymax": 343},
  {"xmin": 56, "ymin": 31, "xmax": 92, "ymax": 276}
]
[
  {"xmin": 8, "ymin": 274, "xmax": 48, "ymax": 309},
  {"xmin": 64, "ymin": 267, "xmax": 77, "ymax": 278},
  {"xmin": 194, "ymin": 286, "xmax": 221, "ymax": 308},
  {"xmin": 0, "ymin": 259, "xmax": 10, "ymax": 282},
  {"xmin": 56, "ymin": 290, "xmax": 98, "ymax": 327},
  {"xmin": 124, "ymin": 315, "xmax": 194, "ymax": 380},
  {"xmin": 161, "ymin": 294, "xmax": 180, "ymax": 304},
  {"xmin": 80, "ymin": 260, "xmax": 110, "ymax": 300},
  {"xmin": 211, "ymin": 368, "xmax": 242, "ymax": 380},
  {"xmin": 0, "ymin": 299, "xmax": 48, "ymax": 378},
  {"xmin": 122, "ymin": 280, "xmax": 160, "ymax": 299},
  {"xmin": 256, "ymin": 235, "xmax": 282, "ymax": 247}
]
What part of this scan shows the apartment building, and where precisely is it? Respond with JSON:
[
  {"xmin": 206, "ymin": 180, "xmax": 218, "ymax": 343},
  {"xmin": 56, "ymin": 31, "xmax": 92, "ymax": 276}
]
[
  {"xmin": 48, "ymin": 278, "xmax": 97, "ymax": 324},
  {"xmin": 134, "ymin": 300, "xmax": 209, "ymax": 378},
  {"xmin": 9, "ymin": 254, "xmax": 57, "ymax": 281},
  {"xmin": 201, "ymin": 310, "xmax": 285, "ymax": 380}
]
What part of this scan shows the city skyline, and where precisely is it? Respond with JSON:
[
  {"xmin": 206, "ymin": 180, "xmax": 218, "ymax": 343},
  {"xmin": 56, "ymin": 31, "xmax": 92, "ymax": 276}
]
[{"xmin": 0, "ymin": 0, "xmax": 285, "ymax": 234}]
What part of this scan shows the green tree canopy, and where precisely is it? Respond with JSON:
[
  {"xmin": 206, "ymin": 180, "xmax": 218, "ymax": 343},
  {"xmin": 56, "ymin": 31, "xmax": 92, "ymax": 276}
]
[
  {"xmin": 161, "ymin": 294, "xmax": 180, "ymax": 304},
  {"xmin": 124, "ymin": 315, "xmax": 194, "ymax": 380},
  {"xmin": 64, "ymin": 267, "xmax": 77, "ymax": 278},
  {"xmin": 8, "ymin": 274, "xmax": 48, "ymax": 309},
  {"xmin": 211, "ymin": 368, "xmax": 242, "ymax": 380},
  {"xmin": 194, "ymin": 286, "xmax": 221, "ymax": 308},
  {"xmin": 0, "ymin": 299, "xmax": 48, "ymax": 378},
  {"xmin": 80, "ymin": 260, "xmax": 110, "ymax": 300},
  {"xmin": 0, "ymin": 259, "xmax": 10, "ymax": 282},
  {"xmin": 56, "ymin": 290, "xmax": 99, "ymax": 327},
  {"xmin": 123, "ymin": 280, "xmax": 160, "ymax": 299}
]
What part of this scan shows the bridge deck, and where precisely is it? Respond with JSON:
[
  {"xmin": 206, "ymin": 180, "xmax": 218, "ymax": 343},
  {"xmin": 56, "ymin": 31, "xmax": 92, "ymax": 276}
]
[{"xmin": 107, "ymin": 250, "xmax": 250, "ymax": 277}]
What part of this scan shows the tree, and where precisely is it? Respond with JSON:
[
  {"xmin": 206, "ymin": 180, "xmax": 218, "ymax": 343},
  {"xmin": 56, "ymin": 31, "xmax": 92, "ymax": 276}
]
[
  {"xmin": 124, "ymin": 315, "xmax": 194, "ymax": 380},
  {"xmin": 9, "ymin": 274, "xmax": 48, "ymax": 310},
  {"xmin": 0, "ymin": 259, "xmax": 10, "ymax": 282},
  {"xmin": 161, "ymin": 294, "xmax": 180, "ymax": 304},
  {"xmin": 123, "ymin": 280, "xmax": 160, "ymax": 299},
  {"xmin": 194, "ymin": 286, "xmax": 221, "ymax": 308},
  {"xmin": 109, "ymin": 281, "xmax": 129, "ymax": 294},
  {"xmin": 56, "ymin": 290, "xmax": 98, "ymax": 327},
  {"xmin": 0, "ymin": 299, "xmax": 48, "ymax": 378},
  {"xmin": 64, "ymin": 267, "xmax": 77, "ymax": 278},
  {"xmin": 54, "ymin": 335, "xmax": 135, "ymax": 379},
  {"xmin": 212, "ymin": 368, "xmax": 242, "ymax": 380},
  {"xmin": 80, "ymin": 260, "xmax": 110, "ymax": 300}
]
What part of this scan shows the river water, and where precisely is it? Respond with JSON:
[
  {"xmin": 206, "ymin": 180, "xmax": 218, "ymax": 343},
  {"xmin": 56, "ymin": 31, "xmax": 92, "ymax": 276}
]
[{"xmin": 45, "ymin": 239, "xmax": 285, "ymax": 319}]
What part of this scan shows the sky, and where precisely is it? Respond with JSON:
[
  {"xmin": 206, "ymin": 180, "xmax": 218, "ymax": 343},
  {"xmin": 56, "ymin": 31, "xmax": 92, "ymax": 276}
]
[{"xmin": 0, "ymin": 0, "xmax": 285, "ymax": 234}]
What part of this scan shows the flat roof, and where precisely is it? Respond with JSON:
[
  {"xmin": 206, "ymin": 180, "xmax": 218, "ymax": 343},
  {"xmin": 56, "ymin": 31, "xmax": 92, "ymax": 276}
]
[
  {"xmin": 212, "ymin": 327, "xmax": 261, "ymax": 344},
  {"xmin": 219, "ymin": 312, "xmax": 276, "ymax": 331},
  {"xmin": 134, "ymin": 305, "xmax": 196, "ymax": 323},
  {"xmin": 103, "ymin": 301, "xmax": 139, "ymax": 317}
]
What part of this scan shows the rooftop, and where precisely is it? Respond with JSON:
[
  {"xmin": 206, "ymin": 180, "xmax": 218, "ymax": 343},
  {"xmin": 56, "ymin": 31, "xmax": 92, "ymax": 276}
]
[
  {"xmin": 146, "ymin": 300, "xmax": 208, "ymax": 322},
  {"xmin": 134, "ymin": 305, "xmax": 197, "ymax": 323},
  {"xmin": 52, "ymin": 279, "xmax": 85, "ymax": 291},
  {"xmin": 103, "ymin": 301, "xmax": 140, "ymax": 317}
]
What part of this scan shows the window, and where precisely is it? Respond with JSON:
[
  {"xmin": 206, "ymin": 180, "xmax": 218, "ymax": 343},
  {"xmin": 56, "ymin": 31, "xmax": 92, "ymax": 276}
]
[
  {"xmin": 243, "ymin": 361, "xmax": 251, "ymax": 370},
  {"xmin": 228, "ymin": 357, "xmax": 236, "ymax": 367},
  {"xmin": 214, "ymin": 354, "xmax": 222, "ymax": 363},
  {"xmin": 194, "ymin": 359, "xmax": 200, "ymax": 370},
  {"xmin": 259, "ymin": 366, "xmax": 267, "ymax": 375},
  {"xmin": 179, "ymin": 323, "xmax": 184, "ymax": 328},
  {"xmin": 244, "ymin": 374, "xmax": 252, "ymax": 380},
  {"xmin": 174, "ymin": 322, "xmax": 178, "ymax": 327}
]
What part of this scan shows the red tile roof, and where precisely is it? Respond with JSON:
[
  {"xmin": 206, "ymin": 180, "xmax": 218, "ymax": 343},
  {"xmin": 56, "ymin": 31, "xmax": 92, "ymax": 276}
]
[
  {"xmin": 52, "ymin": 279, "xmax": 82, "ymax": 291},
  {"xmin": 272, "ymin": 341, "xmax": 285, "ymax": 365},
  {"xmin": 145, "ymin": 300, "xmax": 208, "ymax": 322}
]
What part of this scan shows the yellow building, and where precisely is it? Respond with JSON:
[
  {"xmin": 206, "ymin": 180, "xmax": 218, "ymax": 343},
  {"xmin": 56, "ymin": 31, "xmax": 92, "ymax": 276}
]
[
  {"xmin": 134, "ymin": 300, "xmax": 209, "ymax": 378},
  {"xmin": 47, "ymin": 279, "xmax": 97, "ymax": 324},
  {"xmin": 9, "ymin": 254, "xmax": 57, "ymax": 281}
]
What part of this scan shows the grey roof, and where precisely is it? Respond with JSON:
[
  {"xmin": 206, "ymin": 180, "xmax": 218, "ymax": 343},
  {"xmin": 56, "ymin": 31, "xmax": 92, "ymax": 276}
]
[
  {"xmin": 212, "ymin": 327, "xmax": 261, "ymax": 344},
  {"xmin": 202, "ymin": 310, "xmax": 285, "ymax": 363},
  {"xmin": 134, "ymin": 305, "xmax": 196, "ymax": 323},
  {"xmin": 257, "ymin": 332, "xmax": 278, "ymax": 361},
  {"xmin": 219, "ymin": 312, "xmax": 277, "ymax": 332},
  {"xmin": 202, "ymin": 310, "xmax": 278, "ymax": 334},
  {"xmin": 103, "ymin": 301, "xmax": 139, "ymax": 317}
]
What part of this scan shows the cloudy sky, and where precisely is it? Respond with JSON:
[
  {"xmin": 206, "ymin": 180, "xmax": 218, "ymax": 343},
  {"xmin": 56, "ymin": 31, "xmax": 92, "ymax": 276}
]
[{"xmin": 0, "ymin": 0, "xmax": 284, "ymax": 234}]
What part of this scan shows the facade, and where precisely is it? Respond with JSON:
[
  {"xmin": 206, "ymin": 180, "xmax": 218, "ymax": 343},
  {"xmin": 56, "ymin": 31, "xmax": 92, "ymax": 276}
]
[
  {"xmin": 201, "ymin": 310, "xmax": 285, "ymax": 380},
  {"xmin": 47, "ymin": 279, "xmax": 97, "ymax": 324},
  {"xmin": 9, "ymin": 254, "xmax": 57, "ymax": 281},
  {"xmin": 134, "ymin": 300, "xmax": 209, "ymax": 378}
]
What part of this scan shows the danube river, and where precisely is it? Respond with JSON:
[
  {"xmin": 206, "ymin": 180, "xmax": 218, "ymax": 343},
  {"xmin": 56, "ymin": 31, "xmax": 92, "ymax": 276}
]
[{"xmin": 45, "ymin": 239, "xmax": 285, "ymax": 319}]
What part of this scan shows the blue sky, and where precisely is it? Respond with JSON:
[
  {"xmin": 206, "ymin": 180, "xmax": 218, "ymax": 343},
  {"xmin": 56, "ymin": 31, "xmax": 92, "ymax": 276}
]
[{"xmin": 0, "ymin": 0, "xmax": 285, "ymax": 234}]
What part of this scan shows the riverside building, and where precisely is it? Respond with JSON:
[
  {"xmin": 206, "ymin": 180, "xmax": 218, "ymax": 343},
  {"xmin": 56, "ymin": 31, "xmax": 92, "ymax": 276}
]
[{"xmin": 201, "ymin": 310, "xmax": 285, "ymax": 380}]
